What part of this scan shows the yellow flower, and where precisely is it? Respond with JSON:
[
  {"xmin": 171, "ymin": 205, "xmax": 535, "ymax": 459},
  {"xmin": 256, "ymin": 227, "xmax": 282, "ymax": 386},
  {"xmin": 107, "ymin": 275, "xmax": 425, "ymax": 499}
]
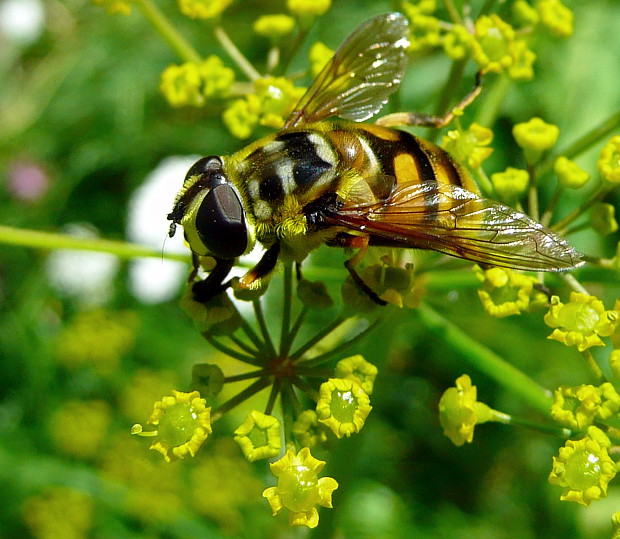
[
  {"xmin": 49, "ymin": 399, "xmax": 111, "ymax": 459},
  {"xmin": 287, "ymin": 0, "xmax": 331, "ymax": 18},
  {"xmin": 477, "ymin": 267, "xmax": 539, "ymax": 318},
  {"xmin": 191, "ymin": 439, "xmax": 264, "ymax": 533},
  {"xmin": 512, "ymin": 0, "xmax": 540, "ymax": 27},
  {"xmin": 442, "ymin": 122, "xmax": 494, "ymax": 169},
  {"xmin": 54, "ymin": 309, "xmax": 137, "ymax": 375},
  {"xmin": 263, "ymin": 447, "xmax": 338, "ymax": 528},
  {"xmin": 316, "ymin": 378, "xmax": 372, "ymax": 438},
  {"xmin": 442, "ymin": 24, "xmax": 473, "ymax": 60},
  {"xmin": 438, "ymin": 374, "xmax": 493, "ymax": 446},
  {"xmin": 100, "ymin": 435, "xmax": 183, "ymax": 523},
  {"xmin": 490, "ymin": 167, "xmax": 529, "ymax": 200},
  {"xmin": 513, "ymin": 117, "xmax": 560, "ymax": 163},
  {"xmin": 613, "ymin": 511, "xmax": 620, "ymax": 539},
  {"xmin": 544, "ymin": 293, "xmax": 619, "ymax": 352},
  {"xmin": 234, "ymin": 410, "xmax": 282, "ymax": 462},
  {"xmin": 548, "ymin": 426, "xmax": 616, "ymax": 507},
  {"xmin": 293, "ymin": 410, "xmax": 328, "ymax": 448},
  {"xmin": 222, "ymin": 94, "xmax": 261, "ymax": 139},
  {"xmin": 178, "ymin": 0, "xmax": 233, "ymax": 19},
  {"xmin": 471, "ymin": 14, "xmax": 536, "ymax": 80},
  {"xmin": 254, "ymin": 76, "xmax": 306, "ymax": 129},
  {"xmin": 132, "ymin": 390, "xmax": 212, "ymax": 462},
  {"xmin": 91, "ymin": 0, "xmax": 131, "ymax": 15},
  {"xmin": 550, "ymin": 385, "xmax": 601, "ymax": 430},
  {"xmin": 160, "ymin": 63, "xmax": 204, "ymax": 108},
  {"xmin": 407, "ymin": 13, "xmax": 441, "ymax": 52},
  {"xmin": 554, "ymin": 156, "xmax": 590, "ymax": 189},
  {"xmin": 22, "ymin": 487, "xmax": 93, "ymax": 539},
  {"xmin": 191, "ymin": 363, "xmax": 225, "ymax": 398},
  {"xmin": 536, "ymin": 0, "xmax": 574, "ymax": 38},
  {"xmin": 198, "ymin": 55, "xmax": 235, "ymax": 97},
  {"xmin": 334, "ymin": 355, "xmax": 378, "ymax": 395},
  {"xmin": 598, "ymin": 382, "xmax": 620, "ymax": 420},
  {"xmin": 590, "ymin": 202, "xmax": 618, "ymax": 236},
  {"xmin": 254, "ymin": 14, "xmax": 296, "ymax": 38},
  {"xmin": 180, "ymin": 286, "xmax": 243, "ymax": 334},
  {"xmin": 610, "ymin": 349, "xmax": 620, "ymax": 381},
  {"xmin": 308, "ymin": 41, "xmax": 334, "ymax": 77},
  {"xmin": 598, "ymin": 135, "xmax": 620, "ymax": 185},
  {"xmin": 297, "ymin": 278, "xmax": 334, "ymax": 310}
]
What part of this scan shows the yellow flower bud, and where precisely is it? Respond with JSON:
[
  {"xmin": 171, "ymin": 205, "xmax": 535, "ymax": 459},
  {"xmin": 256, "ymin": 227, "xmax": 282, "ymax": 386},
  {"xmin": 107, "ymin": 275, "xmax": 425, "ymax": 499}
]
[{"xmin": 554, "ymin": 156, "xmax": 590, "ymax": 189}]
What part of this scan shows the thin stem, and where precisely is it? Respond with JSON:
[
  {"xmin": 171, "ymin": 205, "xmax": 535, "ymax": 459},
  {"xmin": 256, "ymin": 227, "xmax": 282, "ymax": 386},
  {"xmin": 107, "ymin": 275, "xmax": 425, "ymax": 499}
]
[
  {"xmin": 135, "ymin": 0, "xmax": 201, "ymax": 63},
  {"xmin": 291, "ymin": 376, "xmax": 319, "ymax": 402},
  {"xmin": 265, "ymin": 379, "xmax": 282, "ymax": 416},
  {"xmin": 281, "ymin": 307, "xmax": 308, "ymax": 358},
  {"xmin": 228, "ymin": 333, "xmax": 261, "ymax": 356},
  {"xmin": 415, "ymin": 302, "xmax": 553, "ymax": 415},
  {"xmin": 540, "ymin": 184, "xmax": 563, "ymax": 227},
  {"xmin": 560, "ymin": 273, "xmax": 589, "ymax": 295},
  {"xmin": 0, "ymin": 225, "xmax": 189, "ymax": 262},
  {"xmin": 211, "ymin": 377, "xmax": 272, "ymax": 421},
  {"xmin": 253, "ymin": 300, "xmax": 277, "ymax": 358},
  {"xmin": 527, "ymin": 164, "xmax": 539, "ymax": 221},
  {"xmin": 473, "ymin": 166, "xmax": 494, "ymax": 196},
  {"xmin": 279, "ymin": 262, "xmax": 293, "ymax": 356},
  {"xmin": 240, "ymin": 319, "xmax": 268, "ymax": 356},
  {"xmin": 202, "ymin": 332, "xmax": 262, "ymax": 366},
  {"xmin": 428, "ymin": 59, "xmax": 467, "ymax": 143},
  {"xmin": 552, "ymin": 186, "xmax": 608, "ymax": 234},
  {"xmin": 443, "ymin": 0, "xmax": 464, "ymax": 25},
  {"xmin": 581, "ymin": 349, "xmax": 605, "ymax": 383},
  {"xmin": 303, "ymin": 318, "xmax": 383, "ymax": 368},
  {"xmin": 491, "ymin": 410, "xmax": 573, "ymax": 438},
  {"xmin": 280, "ymin": 380, "xmax": 298, "ymax": 447},
  {"xmin": 224, "ymin": 370, "xmax": 264, "ymax": 383},
  {"xmin": 214, "ymin": 26, "xmax": 261, "ymax": 81},
  {"xmin": 289, "ymin": 315, "xmax": 348, "ymax": 361},
  {"xmin": 538, "ymin": 110, "xmax": 620, "ymax": 178}
]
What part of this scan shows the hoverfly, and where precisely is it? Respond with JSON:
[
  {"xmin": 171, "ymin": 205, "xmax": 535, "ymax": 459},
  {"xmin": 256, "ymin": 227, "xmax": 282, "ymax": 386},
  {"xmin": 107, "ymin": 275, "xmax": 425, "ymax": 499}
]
[{"xmin": 168, "ymin": 12, "xmax": 583, "ymax": 304}]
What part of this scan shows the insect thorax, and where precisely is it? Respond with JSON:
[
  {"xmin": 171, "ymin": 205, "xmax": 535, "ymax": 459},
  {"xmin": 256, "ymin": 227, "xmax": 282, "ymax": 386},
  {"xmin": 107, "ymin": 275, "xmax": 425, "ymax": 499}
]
[{"xmin": 225, "ymin": 123, "xmax": 473, "ymax": 248}]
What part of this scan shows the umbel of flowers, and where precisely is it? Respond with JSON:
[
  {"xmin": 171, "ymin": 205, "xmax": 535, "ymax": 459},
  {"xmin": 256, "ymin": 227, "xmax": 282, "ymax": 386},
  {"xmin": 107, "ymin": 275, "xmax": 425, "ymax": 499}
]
[{"xmin": 85, "ymin": 0, "xmax": 620, "ymax": 532}]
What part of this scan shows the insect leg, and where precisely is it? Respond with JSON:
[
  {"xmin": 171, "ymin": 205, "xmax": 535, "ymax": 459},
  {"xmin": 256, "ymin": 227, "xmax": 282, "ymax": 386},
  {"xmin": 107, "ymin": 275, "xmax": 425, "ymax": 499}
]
[
  {"xmin": 376, "ymin": 71, "xmax": 483, "ymax": 128},
  {"xmin": 192, "ymin": 257, "xmax": 235, "ymax": 303},
  {"xmin": 295, "ymin": 262, "xmax": 303, "ymax": 282},
  {"xmin": 341, "ymin": 236, "xmax": 388, "ymax": 306},
  {"xmin": 238, "ymin": 243, "xmax": 281, "ymax": 290}
]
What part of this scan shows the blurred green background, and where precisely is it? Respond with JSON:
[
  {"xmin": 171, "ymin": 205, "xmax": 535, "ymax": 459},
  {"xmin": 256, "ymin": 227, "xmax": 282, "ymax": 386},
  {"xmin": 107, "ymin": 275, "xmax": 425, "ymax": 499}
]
[{"xmin": 1, "ymin": 0, "xmax": 620, "ymax": 537}]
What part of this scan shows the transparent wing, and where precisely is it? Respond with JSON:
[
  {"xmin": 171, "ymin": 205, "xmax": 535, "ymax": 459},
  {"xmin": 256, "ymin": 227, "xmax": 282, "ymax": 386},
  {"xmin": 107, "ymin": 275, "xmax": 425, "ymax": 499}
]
[
  {"xmin": 327, "ymin": 182, "xmax": 583, "ymax": 271},
  {"xmin": 284, "ymin": 12, "xmax": 410, "ymax": 128}
]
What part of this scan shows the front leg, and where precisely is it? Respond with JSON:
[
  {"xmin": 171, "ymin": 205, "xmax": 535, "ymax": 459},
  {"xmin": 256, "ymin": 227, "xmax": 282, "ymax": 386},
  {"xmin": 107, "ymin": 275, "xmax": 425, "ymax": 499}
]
[
  {"xmin": 237, "ymin": 242, "xmax": 281, "ymax": 290},
  {"xmin": 192, "ymin": 257, "xmax": 236, "ymax": 303}
]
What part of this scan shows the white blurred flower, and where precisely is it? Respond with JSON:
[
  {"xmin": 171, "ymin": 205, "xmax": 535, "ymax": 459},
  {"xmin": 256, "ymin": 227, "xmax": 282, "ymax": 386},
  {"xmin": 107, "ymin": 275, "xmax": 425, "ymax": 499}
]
[
  {"xmin": 46, "ymin": 224, "xmax": 119, "ymax": 305},
  {"xmin": 0, "ymin": 0, "xmax": 45, "ymax": 45},
  {"xmin": 126, "ymin": 156, "xmax": 196, "ymax": 303}
]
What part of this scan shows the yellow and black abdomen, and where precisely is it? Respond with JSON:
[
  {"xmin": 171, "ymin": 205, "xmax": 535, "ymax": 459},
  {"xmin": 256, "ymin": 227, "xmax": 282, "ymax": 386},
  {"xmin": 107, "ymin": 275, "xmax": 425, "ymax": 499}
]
[{"xmin": 351, "ymin": 124, "xmax": 478, "ymax": 195}]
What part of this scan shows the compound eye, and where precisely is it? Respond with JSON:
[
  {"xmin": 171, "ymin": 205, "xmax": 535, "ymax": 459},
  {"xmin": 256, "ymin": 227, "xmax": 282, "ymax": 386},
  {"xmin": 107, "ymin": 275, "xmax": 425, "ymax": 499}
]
[
  {"xmin": 185, "ymin": 156, "xmax": 224, "ymax": 185},
  {"xmin": 195, "ymin": 183, "xmax": 248, "ymax": 259}
]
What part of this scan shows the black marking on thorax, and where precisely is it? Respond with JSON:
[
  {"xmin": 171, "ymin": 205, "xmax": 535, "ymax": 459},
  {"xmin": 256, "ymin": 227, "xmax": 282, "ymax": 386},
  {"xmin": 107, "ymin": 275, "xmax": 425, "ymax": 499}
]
[{"xmin": 275, "ymin": 131, "xmax": 333, "ymax": 190}]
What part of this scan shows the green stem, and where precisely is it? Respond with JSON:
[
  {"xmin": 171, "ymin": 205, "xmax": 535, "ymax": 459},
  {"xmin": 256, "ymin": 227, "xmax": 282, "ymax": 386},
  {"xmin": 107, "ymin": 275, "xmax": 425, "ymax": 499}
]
[
  {"xmin": 289, "ymin": 315, "xmax": 347, "ymax": 361},
  {"xmin": 538, "ymin": 110, "xmax": 620, "ymax": 178},
  {"xmin": 527, "ymin": 164, "xmax": 539, "ymax": 221},
  {"xmin": 428, "ymin": 59, "xmax": 467, "ymax": 143},
  {"xmin": 202, "ymin": 332, "xmax": 262, "ymax": 366},
  {"xmin": 443, "ymin": 0, "xmax": 464, "ymax": 25},
  {"xmin": 265, "ymin": 379, "xmax": 282, "ymax": 416},
  {"xmin": 212, "ymin": 377, "xmax": 271, "ymax": 421},
  {"xmin": 224, "ymin": 370, "xmax": 264, "ymax": 383},
  {"xmin": 0, "ymin": 225, "xmax": 189, "ymax": 262},
  {"xmin": 281, "ymin": 307, "xmax": 308, "ymax": 358},
  {"xmin": 240, "ymin": 318, "xmax": 268, "ymax": 356},
  {"xmin": 302, "ymin": 318, "xmax": 383, "ymax": 368},
  {"xmin": 228, "ymin": 334, "xmax": 261, "ymax": 356},
  {"xmin": 415, "ymin": 302, "xmax": 553, "ymax": 415},
  {"xmin": 552, "ymin": 185, "xmax": 608, "ymax": 233},
  {"xmin": 540, "ymin": 184, "xmax": 563, "ymax": 227},
  {"xmin": 560, "ymin": 273, "xmax": 589, "ymax": 295},
  {"xmin": 214, "ymin": 26, "xmax": 261, "ymax": 81},
  {"xmin": 491, "ymin": 410, "xmax": 573, "ymax": 438},
  {"xmin": 474, "ymin": 74, "xmax": 510, "ymax": 128},
  {"xmin": 279, "ymin": 262, "xmax": 293, "ymax": 356},
  {"xmin": 253, "ymin": 300, "xmax": 277, "ymax": 358},
  {"xmin": 581, "ymin": 349, "xmax": 605, "ymax": 383},
  {"xmin": 135, "ymin": 0, "xmax": 201, "ymax": 63}
]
